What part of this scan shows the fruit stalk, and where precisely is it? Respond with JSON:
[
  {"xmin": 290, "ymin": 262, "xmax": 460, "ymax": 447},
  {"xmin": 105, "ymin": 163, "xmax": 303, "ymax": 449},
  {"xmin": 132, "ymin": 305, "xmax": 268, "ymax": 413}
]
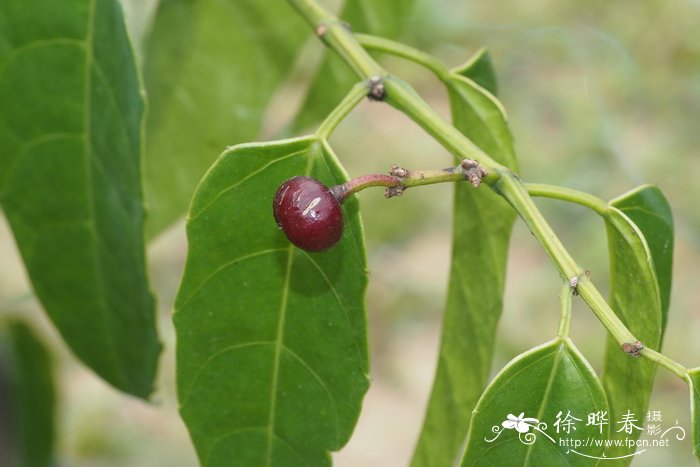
[{"xmin": 330, "ymin": 160, "xmax": 488, "ymax": 202}]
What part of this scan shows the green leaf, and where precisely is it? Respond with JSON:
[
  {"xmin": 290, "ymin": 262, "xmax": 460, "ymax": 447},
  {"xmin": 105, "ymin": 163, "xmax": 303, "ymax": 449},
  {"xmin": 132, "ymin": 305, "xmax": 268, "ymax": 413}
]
[
  {"xmin": 453, "ymin": 48, "xmax": 498, "ymax": 96},
  {"xmin": 600, "ymin": 185, "xmax": 673, "ymax": 462},
  {"xmin": 610, "ymin": 185, "xmax": 674, "ymax": 328},
  {"xmin": 0, "ymin": 320, "xmax": 55, "ymax": 467},
  {"xmin": 290, "ymin": 0, "xmax": 415, "ymax": 133},
  {"xmin": 0, "ymin": 0, "xmax": 160, "ymax": 397},
  {"xmin": 689, "ymin": 368, "xmax": 700, "ymax": 461},
  {"xmin": 411, "ymin": 51, "xmax": 518, "ymax": 467},
  {"xmin": 142, "ymin": 0, "xmax": 309, "ymax": 236},
  {"xmin": 174, "ymin": 136, "xmax": 368, "ymax": 465},
  {"xmin": 460, "ymin": 339, "xmax": 610, "ymax": 466}
]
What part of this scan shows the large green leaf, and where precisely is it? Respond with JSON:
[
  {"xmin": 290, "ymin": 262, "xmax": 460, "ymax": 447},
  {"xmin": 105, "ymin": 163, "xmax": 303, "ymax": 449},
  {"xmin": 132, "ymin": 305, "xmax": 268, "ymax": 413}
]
[
  {"xmin": 174, "ymin": 136, "xmax": 368, "ymax": 465},
  {"xmin": 0, "ymin": 320, "xmax": 55, "ymax": 467},
  {"xmin": 690, "ymin": 368, "xmax": 700, "ymax": 461},
  {"xmin": 460, "ymin": 338, "xmax": 610, "ymax": 466},
  {"xmin": 600, "ymin": 186, "xmax": 672, "ymax": 462},
  {"xmin": 143, "ymin": 0, "xmax": 309, "ymax": 235},
  {"xmin": 411, "ymin": 51, "xmax": 518, "ymax": 467},
  {"xmin": 0, "ymin": 0, "xmax": 160, "ymax": 397},
  {"xmin": 290, "ymin": 0, "xmax": 415, "ymax": 133}
]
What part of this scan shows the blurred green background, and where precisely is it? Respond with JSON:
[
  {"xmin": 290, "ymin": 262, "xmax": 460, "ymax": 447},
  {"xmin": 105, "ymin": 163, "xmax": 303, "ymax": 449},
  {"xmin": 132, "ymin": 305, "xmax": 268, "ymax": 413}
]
[{"xmin": 1, "ymin": 0, "xmax": 699, "ymax": 465}]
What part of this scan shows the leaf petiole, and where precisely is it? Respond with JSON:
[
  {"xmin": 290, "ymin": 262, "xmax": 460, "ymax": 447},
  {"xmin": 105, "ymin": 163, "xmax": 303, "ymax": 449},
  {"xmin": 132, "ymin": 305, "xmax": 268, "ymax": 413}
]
[
  {"xmin": 356, "ymin": 33, "xmax": 451, "ymax": 82},
  {"xmin": 558, "ymin": 283, "xmax": 572, "ymax": 338},
  {"xmin": 316, "ymin": 81, "xmax": 371, "ymax": 140},
  {"xmin": 525, "ymin": 183, "xmax": 608, "ymax": 215},
  {"xmin": 641, "ymin": 347, "xmax": 688, "ymax": 380}
]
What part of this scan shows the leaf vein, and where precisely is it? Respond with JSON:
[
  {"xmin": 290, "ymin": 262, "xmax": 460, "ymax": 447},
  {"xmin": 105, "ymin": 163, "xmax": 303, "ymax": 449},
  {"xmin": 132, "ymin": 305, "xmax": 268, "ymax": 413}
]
[
  {"xmin": 299, "ymin": 251, "xmax": 363, "ymax": 363},
  {"xmin": 0, "ymin": 132, "xmax": 84, "ymax": 198},
  {"xmin": 181, "ymin": 341, "xmax": 277, "ymax": 408},
  {"xmin": 188, "ymin": 148, "xmax": 309, "ymax": 222},
  {"xmin": 202, "ymin": 426, "xmax": 267, "ymax": 467},
  {"xmin": 281, "ymin": 345, "xmax": 340, "ymax": 447},
  {"xmin": 177, "ymin": 248, "xmax": 288, "ymax": 310},
  {"xmin": 618, "ymin": 206, "xmax": 670, "ymax": 224},
  {"xmin": 0, "ymin": 38, "xmax": 85, "ymax": 79}
]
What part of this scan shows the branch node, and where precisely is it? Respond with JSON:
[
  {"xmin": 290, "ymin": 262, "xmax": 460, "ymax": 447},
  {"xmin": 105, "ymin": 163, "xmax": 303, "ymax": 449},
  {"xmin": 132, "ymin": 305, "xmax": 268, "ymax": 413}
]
[
  {"xmin": 460, "ymin": 159, "xmax": 479, "ymax": 169},
  {"xmin": 460, "ymin": 159, "xmax": 487, "ymax": 187},
  {"xmin": 315, "ymin": 23, "xmax": 327, "ymax": 37},
  {"xmin": 468, "ymin": 172, "xmax": 482, "ymax": 187},
  {"xmin": 569, "ymin": 270, "xmax": 591, "ymax": 295},
  {"xmin": 389, "ymin": 164, "xmax": 408, "ymax": 178},
  {"xmin": 622, "ymin": 341, "xmax": 644, "ymax": 357},
  {"xmin": 385, "ymin": 185, "xmax": 405, "ymax": 198},
  {"xmin": 569, "ymin": 276, "xmax": 580, "ymax": 296},
  {"xmin": 368, "ymin": 76, "xmax": 385, "ymax": 101}
]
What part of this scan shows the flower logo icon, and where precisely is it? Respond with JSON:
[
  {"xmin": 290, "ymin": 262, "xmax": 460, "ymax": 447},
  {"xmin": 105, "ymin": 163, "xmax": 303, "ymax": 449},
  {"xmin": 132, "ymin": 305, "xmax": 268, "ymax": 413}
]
[
  {"xmin": 486, "ymin": 411, "xmax": 554, "ymax": 445},
  {"xmin": 502, "ymin": 413, "xmax": 540, "ymax": 433}
]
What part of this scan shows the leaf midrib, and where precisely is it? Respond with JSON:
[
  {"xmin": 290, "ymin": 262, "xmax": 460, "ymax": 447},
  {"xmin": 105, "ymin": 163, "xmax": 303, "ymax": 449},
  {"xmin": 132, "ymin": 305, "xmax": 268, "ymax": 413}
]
[
  {"xmin": 265, "ymin": 148, "xmax": 320, "ymax": 466},
  {"xmin": 522, "ymin": 341, "xmax": 565, "ymax": 467},
  {"xmin": 82, "ymin": 0, "xmax": 127, "ymax": 389},
  {"xmin": 265, "ymin": 246, "xmax": 294, "ymax": 466}
]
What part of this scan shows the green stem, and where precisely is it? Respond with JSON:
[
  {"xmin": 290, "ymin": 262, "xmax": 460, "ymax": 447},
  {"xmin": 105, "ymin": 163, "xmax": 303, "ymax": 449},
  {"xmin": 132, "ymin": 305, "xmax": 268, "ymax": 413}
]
[
  {"xmin": 288, "ymin": 0, "xmax": 382, "ymax": 77},
  {"xmin": 401, "ymin": 168, "xmax": 469, "ymax": 187},
  {"xmin": 526, "ymin": 183, "xmax": 694, "ymax": 377},
  {"xmin": 526, "ymin": 183, "xmax": 608, "ymax": 215},
  {"xmin": 316, "ymin": 82, "xmax": 369, "ymax": 139},
  {"xmin": 496, "ymin": 174, "xmax": 636, "ymax": 344},
  {"xmin": 382, "ymin": 77, "xmax": 507, "ymax": 181},
  {"xmin": 641, "ymin": 348, "xmax": 688, "ymax": 379},
  {"xmin": 287, "ymin": 0, "xmax": 662, "ymax": 354},
  {"xmin": 558, "ymin": 283, "xmax": 572, "ymax": 338},
  {"xmin": 287, "ymin": 0, "xmax": 507, "ymax": 180},
  {"xmin": 345, "ymin": 35, "xmax": 511, "ymax": 180},
  {"xmin": 356, "ymin": 33, "xmax": 451, "ymax": 82}
]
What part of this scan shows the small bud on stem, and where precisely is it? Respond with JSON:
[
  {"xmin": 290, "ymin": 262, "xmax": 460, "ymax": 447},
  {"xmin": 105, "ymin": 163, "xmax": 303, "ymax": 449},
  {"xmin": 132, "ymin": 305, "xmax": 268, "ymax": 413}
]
[
  {"xmin": 385, "ymin": 186, "xmax": 405, "ymax": 198},
  {"xmin": 389, "ymin": 164, "xmax": 408, "ymax": 178},
  {"xmin": 622, "ymin": 341, "xmax": 644, "ymax": 357},
  {"xmin": 368, "ymin": 76, "xmax": 386, "ymax": 101},
  {"xmin": 461, "ymin": 159, "xmax": 488, "ymax": 187}
]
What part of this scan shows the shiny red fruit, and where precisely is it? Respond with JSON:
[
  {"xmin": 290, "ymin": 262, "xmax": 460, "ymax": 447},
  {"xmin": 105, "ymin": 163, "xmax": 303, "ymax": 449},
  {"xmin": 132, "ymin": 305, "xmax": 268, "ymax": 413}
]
[{"xmin": 273, "ymin": 176, "xmax": 344, "ymax": 252}]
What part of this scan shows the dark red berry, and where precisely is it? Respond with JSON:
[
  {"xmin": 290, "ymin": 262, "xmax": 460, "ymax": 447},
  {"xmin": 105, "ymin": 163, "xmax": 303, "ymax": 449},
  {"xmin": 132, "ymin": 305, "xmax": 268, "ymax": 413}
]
[{"xmin": 273, "ymin": 176, "xmax": 344, "ymax": 252}]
